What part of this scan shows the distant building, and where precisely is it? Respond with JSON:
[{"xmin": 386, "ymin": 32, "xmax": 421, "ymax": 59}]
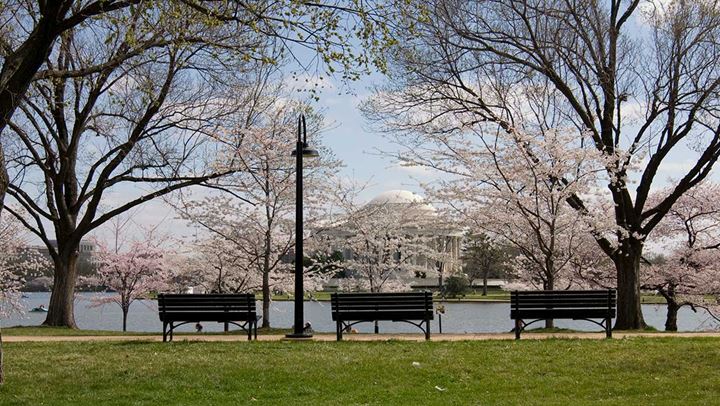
[
  {"xmin": 31, "ymin": 239, "xmax": 99, "ymax": 278},
  {"xmin": 320, "ymin": 190, "xmax": 464, "ymax": 288}
]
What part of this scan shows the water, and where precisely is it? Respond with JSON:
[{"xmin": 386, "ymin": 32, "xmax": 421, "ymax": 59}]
[{"xmin": 2, "ymin": 292, "xmax": 717, "ymax": 333}]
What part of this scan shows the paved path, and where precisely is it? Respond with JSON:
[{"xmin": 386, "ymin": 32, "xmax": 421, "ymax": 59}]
[{"xmin": 5, "ymin": 331, "xmax": 720, "ymax": 342}]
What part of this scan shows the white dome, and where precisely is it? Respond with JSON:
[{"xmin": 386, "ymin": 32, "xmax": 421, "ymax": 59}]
[{"xmin": 367, "ymin": 190, "xmax": 436, "ymax": 214}]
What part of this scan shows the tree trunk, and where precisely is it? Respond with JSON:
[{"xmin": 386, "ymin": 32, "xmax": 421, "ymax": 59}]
[
  {"xmin": 482, "ymin": 268, "xmax": 488, "ymax": 296},
  {"xmin": 662, "ymin": 284, "xmax": 679, "ymax": 332},
  {"xmin": 43, "ymin": 253, "xmax": 79, "ymax": 328},
  {"xmin": 122, "ymin": 308, "xmax": 128, "ymax": 332},
  {"xmin": 544, "ymin": 274, "xmax": 554, "ymax": 329},
  {"xmin": 0, "ymin": 145, "xmax": 7, "ymax": 218},
  {"xmin": 0, "ymin": 326, "xmax": 4, "ymax": 385},
  {"xmin": 262, "ymin": 263, "xmax": 271, "ymax": 329},
  {"xmin": 665, "ymin": 300, "xmax": 679, "ymax": 332},
  {"xmin": 262, "ymin": 247, "xmax": 272, "ymax": 328},
  {"xmin": 614, "ymin": 245, "xmax": 647, "ymax": 330}
]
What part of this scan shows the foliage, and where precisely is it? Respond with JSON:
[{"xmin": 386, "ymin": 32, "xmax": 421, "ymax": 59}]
[
  {"xmin": 2, "ymin": 338, "xmax": 720, "ymax": 404},
  {"xmin": 443, "ymin": 274, "xmax": 469, "ymax": 298},
  {"xmin": 0, "ymin": 216, "xmax": 48, "ymax": 384},
  {"xmin": 641, "ymin": 181, "xmax": 720, "ymax": 330},
  {"xmin": 461, "ymin": 233, "xmax": 511, "ymax": 286},
  {"xmin": 175, "ymin": 96, "xmax": 340, "ymax": 326},
  {"xmin": 83, "ymin": 240, "xmax": 173, "ymax": 332}
]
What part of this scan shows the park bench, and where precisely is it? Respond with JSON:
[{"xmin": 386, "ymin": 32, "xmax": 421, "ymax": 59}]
[
  {"xmin": 157, "ymin": 293, "xmax": 258, "ymax": 341},
  {"xmin": 331, "ymin": 291, "xmax": 434, "ymax": 341},
  {"xmin": 510, "ymin": 289, "xmax": 616, "ymax": 339}
]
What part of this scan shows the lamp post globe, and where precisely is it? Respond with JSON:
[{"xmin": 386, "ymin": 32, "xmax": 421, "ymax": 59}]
[{"xmin": 286, "ymin": 114, "xmax": 318, "ymax": 339}]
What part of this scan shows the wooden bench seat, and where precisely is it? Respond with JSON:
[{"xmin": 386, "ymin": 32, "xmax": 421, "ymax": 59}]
[
  {"xmin": 510, "ymin": 290, "xmax": 616, "ymax": 339},
  {"xmin": 157, "ymin": 293, "xmax": 258, "ymax": 341},
  {"xmin": 331, "ymin": 291, "xmax": 434, "ymax": 341}
]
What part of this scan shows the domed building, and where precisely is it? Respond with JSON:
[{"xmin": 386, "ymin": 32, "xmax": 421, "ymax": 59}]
[{"xmin": 320, "ymin": 190, "xmax": 463, "ymax": 289}]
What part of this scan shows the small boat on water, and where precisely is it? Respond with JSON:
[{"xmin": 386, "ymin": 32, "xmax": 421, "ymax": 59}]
[{"xmin": 30, "ymin": 306, "xmax": 48, "ymax": 313}]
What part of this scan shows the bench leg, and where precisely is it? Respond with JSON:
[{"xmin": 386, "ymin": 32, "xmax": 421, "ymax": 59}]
[
  {"xmin": 337, "ymin": 321, "xmax": 342, "ymax": 341},
  {"xmin": 162, "ymin": 322, "xmax": 167, "ymax": 342},
  {"xmin": 425, "ymin": 319, "xmax": 430, "ymax": 340},
  {"xmin": 254, "ymin": 320, "xmax": 258, "ymax": 341},
  {"xmin": 169, "ymin": 322, "xmax": 174, "ymax": 342},
  {"xmin": 606, "ymin": 318, "xmax": 612, "ymax": 339},
  {"xmin": 515, "ymin": 319, "xmax": 522, "ymax": 340},
  {"xmin": 374, "ymin": 320, "xmax": 379, "ymax": 334}
]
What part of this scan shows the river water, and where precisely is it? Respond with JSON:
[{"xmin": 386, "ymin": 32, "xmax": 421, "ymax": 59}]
[{"xmin": 2, "ymin": 292, "xmax": 717, "ymax": 333}]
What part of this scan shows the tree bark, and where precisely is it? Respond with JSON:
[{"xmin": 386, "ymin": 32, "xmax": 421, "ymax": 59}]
[
  {"xmin": 262, "ymin": 275, "xmax": 270, "ymax": 329},
  {"xmin": 43, "ymin": 252, "xmax": 79, "ymax": 328},
  {"xmin": 0, "ymin": 145, "xmax": 7, "ymax": 218},
  {"xmin": 544, "ymin": 274, "xmax": 555, "ymax": 329},
  {"xmin": 482, "ymin": 268, "xmax": 488, "ymax": 296},
  {"xmin": 0, "ymin": 326, "xmax": 4, "ymax": 385},
  {"xmin": 614, "ymin": 244, "xmax": 647, "ymax": 330},
  {"xmin": 122, "ymin": 307, "xmax": 128, "ymax": 332},
  {"xmin": 262, "ymin": 230, "xmax": 272, "ymax": 329},
  {"xmin": 661, "ymin": 285, "xmax": 679, "ymax": 332},
  {"xmin": 665, "ymin": 300, "xmax": 679, "ymax": 332}
]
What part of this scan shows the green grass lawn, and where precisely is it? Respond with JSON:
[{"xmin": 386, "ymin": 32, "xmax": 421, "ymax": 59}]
[
  {"xmin": 1, "ymin": 326, "xmax": 291, "ymax": 336},
  {"xmin": 1, "ymin": 337, "xmax": 719, "ymax": 405}
]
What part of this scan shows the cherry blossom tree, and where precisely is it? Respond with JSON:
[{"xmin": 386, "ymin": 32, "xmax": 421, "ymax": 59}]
[
  {"xmin": 0, "ymin": 217, "xmax": 48, "ymax": 384},
  {"xmin": 423, "ymin": 127, "xmax": 604, "ymax": 327},
  {"xmin": 175, "ymin": 96, "xmax": 339, "ymax": 328},
  {"xmin": 369, "ymin": 0, "xmax": 720, "ymax": 330},
  {"xmin": 175, "ymin": 235, "xmax": 268, "ymax": 296},
  {"xmin": 642, "ymin": 182, "xmax": 720, "ymax": 331},
  {"xmin": 85, "ymin": 240, "xmax": 172, "ymax": 332}
]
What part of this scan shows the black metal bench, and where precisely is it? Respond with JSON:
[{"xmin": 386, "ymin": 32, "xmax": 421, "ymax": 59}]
[
  {"xmin": 157, "ymin": 293, "xmax": 258, "ymax": 341},
  {"xmin": 511, "ymin": 289, "xmax": 616, "ymax": 339},
  {"xmin": 331, "ymin": 291, "xmax": 434, "ymax": 341}
]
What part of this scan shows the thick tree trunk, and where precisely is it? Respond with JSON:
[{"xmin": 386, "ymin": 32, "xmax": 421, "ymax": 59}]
[
  {"xmin": 43, "ymin": 253, "xmax": 79, "ymax": 328},
  {"xmin": 665, "ymin": 300, "xmax": 679, "ymax": 332},
  {"xmin": 614, "ymin": 246, "xmax": 647, "ymax": 330}
]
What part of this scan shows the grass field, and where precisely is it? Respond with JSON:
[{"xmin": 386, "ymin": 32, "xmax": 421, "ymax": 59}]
[
  {"xmin": 1, "ymin": 326, "xmax": 291, "ymax": 336},
  {"xmin": 1, "ymin": 337, "xmax": 718, "ymax": 405}
]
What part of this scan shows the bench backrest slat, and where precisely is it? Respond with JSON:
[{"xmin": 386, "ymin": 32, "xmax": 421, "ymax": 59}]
[
  {"xmin": 158, "ymin": 294, "xmax": 256, "ymax": 314},
  {"xmin": 510, "ymin": 290, "xmax": 616, "ymax": 316},
  {"xmin": 331, "ymin": 292, "xmax": 433, "ymax": 322}
]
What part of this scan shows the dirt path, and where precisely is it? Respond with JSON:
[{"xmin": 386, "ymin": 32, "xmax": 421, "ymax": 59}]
[{"xmin": 5, "ymin": 331, "xmax": 720, "ymax": 343}]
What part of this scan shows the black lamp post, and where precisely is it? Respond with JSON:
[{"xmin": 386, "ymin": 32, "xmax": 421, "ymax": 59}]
[{"xmin": 286, "ymin": 114, "xmax": 318, "ymax": 338}]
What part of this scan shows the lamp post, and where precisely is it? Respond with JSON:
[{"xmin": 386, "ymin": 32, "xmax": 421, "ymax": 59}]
[{"xmin": 286, "ymin": 114, "xmax": 318, "ymax": 338}]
